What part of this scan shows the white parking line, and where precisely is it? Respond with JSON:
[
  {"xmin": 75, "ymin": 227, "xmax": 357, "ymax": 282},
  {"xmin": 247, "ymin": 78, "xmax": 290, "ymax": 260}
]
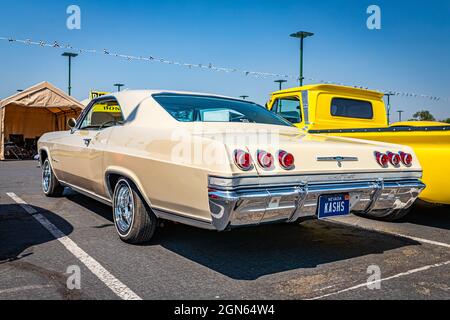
[
  {"xmin": 6, "ymin": 192, "xmax": 142, "ymax": 300},
  {"xmin": 327, "ymin": 218, "xmax": 450, "ymax": 249},
  {"xmin": 309, "ymin": 259, "xmax": 450, "ymax": 300}
]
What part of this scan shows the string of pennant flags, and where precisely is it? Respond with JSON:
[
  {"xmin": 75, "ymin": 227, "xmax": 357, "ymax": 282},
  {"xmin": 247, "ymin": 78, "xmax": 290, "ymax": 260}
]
[{"xmin": 1, "ymin": 36, "xmax": 448, "ymax": 103}]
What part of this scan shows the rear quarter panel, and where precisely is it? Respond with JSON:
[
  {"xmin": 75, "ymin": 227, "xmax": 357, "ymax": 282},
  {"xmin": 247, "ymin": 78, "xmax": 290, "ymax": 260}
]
[{"xmin": 103, "ymin": 125, "xmax": 237, "ymax": 221}]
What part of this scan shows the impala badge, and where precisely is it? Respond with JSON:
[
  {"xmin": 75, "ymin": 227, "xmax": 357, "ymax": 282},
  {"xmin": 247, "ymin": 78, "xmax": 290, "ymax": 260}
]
[{"xmin": 317, "ymin": 156, "xmax": 359, "ymax": 167}]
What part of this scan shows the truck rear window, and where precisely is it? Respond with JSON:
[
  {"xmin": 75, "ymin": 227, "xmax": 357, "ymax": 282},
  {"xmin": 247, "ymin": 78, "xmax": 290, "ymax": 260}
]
[{"xmin": 330, "ymin": 98, "xmax": 373, "ymax": 119}]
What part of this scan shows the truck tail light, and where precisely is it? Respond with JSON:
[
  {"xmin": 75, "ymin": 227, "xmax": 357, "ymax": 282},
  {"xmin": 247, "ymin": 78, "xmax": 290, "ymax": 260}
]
[
  {"xmin": 399, "ymin": 151, "xmax": 413, "ymax": 167},
  {"xmin": 375, "ymin": 152, "xmax": 389, "ymax": 168},
  {"xmin": 387, "ymin": 152, "xmax": 401, "ymax": 167},
  {"xmin": 257, "ymin": 150, "xmax": 274, "ymax": 169},
  {"xmin": 234, "ymin": 149, "xmax": 252, "ymax": 171},
  {"xmin": 278, "ymin": 150, "xmax": 295, "ymax": 169}
]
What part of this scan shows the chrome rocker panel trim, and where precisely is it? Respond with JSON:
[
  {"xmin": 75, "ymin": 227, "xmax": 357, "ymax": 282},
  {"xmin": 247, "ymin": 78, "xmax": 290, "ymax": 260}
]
[
  {"xmin": 60, "ymin": 180, "xmax": 113, "ymax": 206},
  {"xmin": 208, "ymin": 177, "xmax": 425, "ymax": 231}
]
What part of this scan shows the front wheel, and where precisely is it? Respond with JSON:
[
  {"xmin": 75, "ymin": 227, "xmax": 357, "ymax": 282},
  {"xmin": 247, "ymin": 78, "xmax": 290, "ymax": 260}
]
[
  {"xmin": 42, "ymin": 159, "xmax": 64, "ymax": 197},
  {"xmin": 113, "ymin": 178, "xmax": 157, "ymax": 244}
]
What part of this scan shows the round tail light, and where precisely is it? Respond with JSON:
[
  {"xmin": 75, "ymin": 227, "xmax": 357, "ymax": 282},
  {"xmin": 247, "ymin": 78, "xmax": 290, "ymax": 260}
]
[
  {"xmin": 234, "ymin": 149, "xmax": 252, "ymax": 171},
  {"xmin": 387, "ymin": 152, "xmax": 401, "ymax": 167},
  {"xmin": 375, "ymin": 152, "xmax": 389, "ymax": 168},
  {"xmin": 399, "ymin": 151, "xmax": 413, "ymax": 167},
  {"xmin": 257, "ymin": 151, "xmax": 274, "ymax": 169},
  {"xmin": 278, "ymin": 150, "xmax": 295, "ymax": 169}
]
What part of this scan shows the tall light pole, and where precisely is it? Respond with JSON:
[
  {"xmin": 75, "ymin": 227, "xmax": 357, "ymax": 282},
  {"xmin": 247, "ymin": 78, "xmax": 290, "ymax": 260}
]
[
  {"xmin": 290, "ymin": 31, "xmax": 314, "ymax": 86},
  {"xmin": 384, "ymin": 92, "xmax": 395, "ymax": 125},
  {"xmin": 240, "ymin": 95, "xmax": 249, "ymax": 100},
  {"xmin": 62, "ymin": 52, "xmax": 78, "ymax": 96},
  {"xmin": 397, "ymin": 110, "xmax": 404, "ymax": 122},
  {"xmin": 274, "ymin": 79, "xmax": 287, "ymax": 91},
  {"xmin": 114, "ymin": 83, "xmax": 125, "ymax": 92}
]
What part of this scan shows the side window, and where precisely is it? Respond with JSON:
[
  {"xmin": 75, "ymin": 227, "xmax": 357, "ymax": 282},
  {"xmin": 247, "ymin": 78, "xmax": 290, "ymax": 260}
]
[
  {"xmin": 272, "ymin": 97, "xmax": 302, "ymax": 123},
  {"xmin": 330, "ymin": 98, "xmax": 374, "ymax": 119},
  {"xmin": 79, "ymin": 99, "xmax": 124, "ymax": 130}
]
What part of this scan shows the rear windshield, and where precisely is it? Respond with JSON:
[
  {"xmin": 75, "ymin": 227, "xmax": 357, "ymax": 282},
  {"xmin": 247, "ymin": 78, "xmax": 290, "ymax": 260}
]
[
  {"xmin": 330, "ymin": 98, "xmax": 374, "ymax": 119},
  {"xmin": 153, "ymin": 94, "xmax": 293, "ymax": 127}
]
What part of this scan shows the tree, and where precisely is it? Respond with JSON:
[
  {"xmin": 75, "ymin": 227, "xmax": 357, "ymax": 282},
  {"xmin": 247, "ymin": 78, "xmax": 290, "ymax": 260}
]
[
  {"xmin": 410, "ymin": 110, "xmax": 436, "ymax": 122},
  {"xmin": 443, "ymin": 118, "xmax": 450, "ymax": 124}
]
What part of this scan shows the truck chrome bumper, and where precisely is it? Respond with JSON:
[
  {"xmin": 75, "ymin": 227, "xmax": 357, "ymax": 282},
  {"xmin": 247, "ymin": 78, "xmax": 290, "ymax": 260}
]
[{"xmin": 208, "ymin": 179, "xmax": 425, "ymax": 231}]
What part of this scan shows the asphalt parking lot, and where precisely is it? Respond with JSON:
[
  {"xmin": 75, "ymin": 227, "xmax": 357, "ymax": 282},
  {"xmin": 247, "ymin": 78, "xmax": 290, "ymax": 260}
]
[{"xmin": 0, "ymin": 160, "xmax": 449, "ymax": 300}]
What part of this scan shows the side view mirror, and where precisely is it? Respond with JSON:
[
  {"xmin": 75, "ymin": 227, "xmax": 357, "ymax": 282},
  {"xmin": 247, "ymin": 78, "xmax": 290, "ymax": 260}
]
[{"xmin": 67, "ymin": 118, "xmax": 77, "ymax": 129}]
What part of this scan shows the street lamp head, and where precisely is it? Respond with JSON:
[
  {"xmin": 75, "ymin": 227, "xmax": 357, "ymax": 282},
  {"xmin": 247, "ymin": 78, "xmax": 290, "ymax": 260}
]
[
  {"xmin": 274, "ymin": 79, "xmax": 288, "ymax": 91},
  {"xmin": 290, "ymin": 31, "xmax": 314, "ymax": 39},
  {"xmin": 62, "ymin": 52, "xmax": 78, "ymax": 58},
  {"xmin": 114, "ymin": 83, "xmax": 125, "ymax": 92},
  {"xmin": 240, "ymin": 95, "xmax": 249, "ymax": 100}
]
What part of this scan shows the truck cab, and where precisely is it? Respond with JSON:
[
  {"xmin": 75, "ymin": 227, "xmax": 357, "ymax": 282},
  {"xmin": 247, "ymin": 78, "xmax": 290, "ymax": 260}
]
[{"xmin": 268, "ymin": 84, "xmax": 392, "ymax": 131}]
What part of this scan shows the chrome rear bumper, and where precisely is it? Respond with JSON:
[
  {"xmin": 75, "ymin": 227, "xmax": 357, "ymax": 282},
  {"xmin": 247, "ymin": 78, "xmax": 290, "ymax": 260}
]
[{"xmin": 208, "ymin": 178, "xmax": 425, "ymax": 231}]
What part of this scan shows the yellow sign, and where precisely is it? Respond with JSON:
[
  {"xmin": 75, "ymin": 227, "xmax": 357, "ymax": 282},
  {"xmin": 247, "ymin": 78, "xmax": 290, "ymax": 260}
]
[
  {"xmin": 93, "ymin": 104, "xmax": 121, "ymax": 113},
  {"xmin": 89, "ymin": 91, "xmax": 110, "ymax": 100}
]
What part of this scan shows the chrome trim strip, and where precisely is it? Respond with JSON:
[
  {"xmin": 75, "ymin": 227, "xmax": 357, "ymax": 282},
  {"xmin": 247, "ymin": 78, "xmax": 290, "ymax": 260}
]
[
  {"xmin": 208, "ymin": 171, "xmax": 423, "ymax": 190},
  {"xmin": 308, "ymin": 125, "xmax": 450, "ymax": 134},
  {"xmin": 60, "ymin": 180, "xmax": 112, "ymax": 206},
  {"xmin": 317, "ymin": 156, "xmax": 358, "ymax": 162},
  {"xmin": 153, "ymin": 208, "xmax": 215, "ymax": 230}
]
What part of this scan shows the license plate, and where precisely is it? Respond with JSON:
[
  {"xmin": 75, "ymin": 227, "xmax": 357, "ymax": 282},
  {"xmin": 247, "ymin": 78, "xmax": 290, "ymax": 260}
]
[{"xmin": 318, "ymin": 194, "xmax": 350, "ymax": 219}]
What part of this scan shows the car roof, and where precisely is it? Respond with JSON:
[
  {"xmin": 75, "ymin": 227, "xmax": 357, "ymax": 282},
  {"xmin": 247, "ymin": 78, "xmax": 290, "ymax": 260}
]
[{"xmin": 108, "ymin": 90, "xmax": 253, "ymax": 103}]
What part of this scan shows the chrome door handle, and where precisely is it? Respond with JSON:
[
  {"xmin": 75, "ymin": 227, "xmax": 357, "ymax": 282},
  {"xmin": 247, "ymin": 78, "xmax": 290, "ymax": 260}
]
[{"xmin": 83, "ymin": 138, "xmax": 92, "ymax": 147}]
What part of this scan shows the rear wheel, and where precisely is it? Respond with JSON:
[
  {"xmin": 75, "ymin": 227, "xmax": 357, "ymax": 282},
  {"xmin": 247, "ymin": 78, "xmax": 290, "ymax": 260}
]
[
  {"xmin": 113, "ymin": 178, "xmax": 157, "ymax": 244},
  {"xmin": 355, "ymin": 206, "xmax": 413, "ymax": 222},
  {"xmin": 42, "ymin": 159, "xmax": 64, "ymax": 197}
]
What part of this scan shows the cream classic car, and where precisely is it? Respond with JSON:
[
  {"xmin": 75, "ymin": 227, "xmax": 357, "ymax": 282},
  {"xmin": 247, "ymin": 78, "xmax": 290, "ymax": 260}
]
[{"xmin": 38, "ymin": 90, "xmax": 425, "ymax": 244}]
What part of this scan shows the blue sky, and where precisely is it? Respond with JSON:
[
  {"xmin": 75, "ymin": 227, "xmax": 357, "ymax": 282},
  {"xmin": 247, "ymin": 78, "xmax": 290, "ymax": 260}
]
[{"xmin": 0, "ymin": 0, "xmax": 449, "ymax": 120}]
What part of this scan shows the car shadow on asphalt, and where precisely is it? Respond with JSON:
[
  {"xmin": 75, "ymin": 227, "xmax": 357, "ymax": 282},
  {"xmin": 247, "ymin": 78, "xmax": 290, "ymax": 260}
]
[
  {"xmin": 64, "ymin": 189, "xmax": 114, "ymax": 226},
  {"xmin": 64, "ymin": 191, "xmax": 421, "ymax": 281},
  {"xmin": 0, "ymin": 204, "xmax": 73, "ymax": 263},
  {"xmin": 157, "ymin": 221, "xmax": 420, "ymax": 280},
  {"xmin": 397, "ymin": 201, "xmax": 450, "ymax": 230}
]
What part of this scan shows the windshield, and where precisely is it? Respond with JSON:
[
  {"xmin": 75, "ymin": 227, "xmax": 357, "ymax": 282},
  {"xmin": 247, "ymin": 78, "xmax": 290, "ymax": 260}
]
[{"xmin": 153, "ymin": 94, "xmax": 293, "ymax": 127}]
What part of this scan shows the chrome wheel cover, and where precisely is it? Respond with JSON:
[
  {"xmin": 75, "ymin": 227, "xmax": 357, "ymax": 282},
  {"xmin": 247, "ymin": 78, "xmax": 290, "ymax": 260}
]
[
  {"xmin": 114, "ymin": 182, "xmax": 134, "ymax": 234},
  {"xmin": 42, "ymin": 160, "xmax": 51, "ymax": 193}
]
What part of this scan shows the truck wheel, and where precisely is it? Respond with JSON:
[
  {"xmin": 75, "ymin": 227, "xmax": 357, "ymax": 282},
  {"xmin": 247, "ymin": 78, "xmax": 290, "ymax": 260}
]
[
  {"xmin": 356, "ymin": 206, "xmax": 413, "ymax": 222},
  {"xmin": 113, "ymin": 178, "xmax": 157, "ymax": 244},
  {"xmin": 42, "ymin": 159, "xmax": 64, "ymax": 197}
]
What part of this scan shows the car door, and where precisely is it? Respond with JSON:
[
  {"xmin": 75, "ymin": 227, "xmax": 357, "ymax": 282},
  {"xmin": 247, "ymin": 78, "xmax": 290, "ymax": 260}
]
[
  {"xmin": 58, "ymin": 98, "xmax": 124, "ymax": 195},
  {"xmin": 269, "ymin": 94, "xmax": 306, "ymax": 129}
]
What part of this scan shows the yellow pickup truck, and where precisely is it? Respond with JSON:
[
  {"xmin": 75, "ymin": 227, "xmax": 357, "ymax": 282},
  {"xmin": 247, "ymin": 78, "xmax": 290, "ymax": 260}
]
[{"xmin": 267, "ymin": 84, "xmax": 450, "ymax": 206}]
